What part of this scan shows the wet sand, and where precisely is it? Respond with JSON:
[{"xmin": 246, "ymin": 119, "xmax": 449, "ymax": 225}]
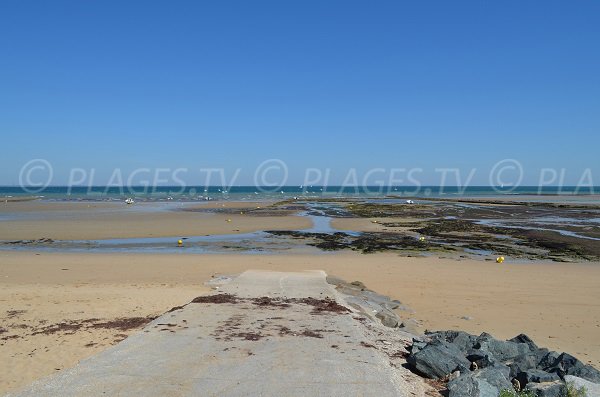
[
  {"xmin": 0, "ymin": 201, "xmax": 310, "ymax": 240},
  {"xmin": 1, "ymin": 251, "xmax": 599, "ymax": 394}
]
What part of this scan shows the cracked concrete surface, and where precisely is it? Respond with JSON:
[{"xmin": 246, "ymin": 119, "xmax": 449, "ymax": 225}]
[{"xmin": 9, "ymin": 270, "xmax": 430, "ymax": 397}]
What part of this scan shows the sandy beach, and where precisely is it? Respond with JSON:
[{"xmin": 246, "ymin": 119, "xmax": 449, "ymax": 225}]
[
  {"xmin": 2, "ymin": 251, "xmax": 600, "ymax": 394},
  {"xmin": 0, "ymin": 201, "xmax": 310, "ymax": 240},
  {"xmin": 1, "ymin": 201, "xmax": 600, "ymax": 394}
]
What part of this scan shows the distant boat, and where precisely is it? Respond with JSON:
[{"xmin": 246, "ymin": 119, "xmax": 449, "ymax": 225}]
[{"xmin": 125, "ymin": 198, "xmax": 134, "ymax": 205}]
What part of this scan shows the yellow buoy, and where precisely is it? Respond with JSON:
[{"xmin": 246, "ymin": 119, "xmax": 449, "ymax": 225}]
[
  {"xmin": 177, "ymin": 239, "xmax": 183, "ymax": 247},
  {"xmin": 419, "ymin": 236, "xmax": 426, "ymax": 242},
  {"xmin": 496, "ymin": 256, "xmax": 505, "ymax": 263}
]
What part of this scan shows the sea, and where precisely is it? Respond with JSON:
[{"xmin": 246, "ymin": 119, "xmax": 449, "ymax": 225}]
[{"xmin": 0, "ymin": 186, "xmax": 598, "ymax": 204}]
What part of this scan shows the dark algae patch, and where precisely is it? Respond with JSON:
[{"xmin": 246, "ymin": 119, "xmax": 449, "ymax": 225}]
[
  {"xmin": 167, "ymin": 304, "xmax": 186, "ymax": 313},
  {"xmin": 191, "ymin": 294, "xmax": 239, "ymax": 304},
  {"xmin": 293, "ymin": 297, "xmax": 351, "ymax": 314},
  {"xmin": 268, "ymin": 230, "xmax": 454, "ymax": 255},
  {"xmin": 89, "ymin": 317, "xmax": 157, "ymax": 331},
  {"xmin": 5, "ymin": 310, "xmax": 27, "ymax": 318},
  {"xmin": 300, "ymin": 330, "xmax": 323, "ymax": 338},
  {"xmin": 270, "ymin": 199, "xmax": 600, "ymax": 261},
  {"xmin": 232, "ymin": 332, "xmax": 264, "ymax": 341},
  {"xmin": 190, "ymin": 294, "xmax": 351, "ymax": 314},
  {"xmin": 19, "ymin": 316, "xmax": 158, "ymax": 337},
  {"xmin": 250, "ymin": 297, "xmax": 292, "ymax": 308}
]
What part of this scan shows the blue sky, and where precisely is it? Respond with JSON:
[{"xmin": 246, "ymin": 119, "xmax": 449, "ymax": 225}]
[{"xmin": 1, "ymin": 1, "xmax": 599, "ymax": 186}]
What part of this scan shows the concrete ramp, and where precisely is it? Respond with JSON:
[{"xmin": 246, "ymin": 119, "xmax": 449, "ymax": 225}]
[{"xmin": 10, "ymin": 271, "xmax": 423, "ymax": 396}]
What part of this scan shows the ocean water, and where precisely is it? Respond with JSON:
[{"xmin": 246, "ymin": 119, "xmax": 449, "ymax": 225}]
[{"xmin": 0, "ymin": 186, "xmax": 598, "ymax": 203}]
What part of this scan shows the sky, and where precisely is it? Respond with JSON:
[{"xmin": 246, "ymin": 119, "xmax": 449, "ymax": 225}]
[{"xmin": 1, "ymin": 1, "xmax": 599, "ymax": 186}]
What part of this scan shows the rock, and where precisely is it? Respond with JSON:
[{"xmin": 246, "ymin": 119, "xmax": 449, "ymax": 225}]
[
  {"xmin": 350, "ymin": 280, "xmax": 367, "ymax": 290},
  {"xmin": 558, "ymin": 353, "xmax": 600, "ymax": 383},
  {"xmin": 428, "ymin": 330, "xmax": 478, "ymax": 353},
  {"xmin": 526, "ymin": 381, "xmax": 567, "ymax": 397},
  {"xmin": 407, "ymin": 340, "xmax": 471, "ymax": 379},
  {"xmin": 507, "ymin": 353, "xmax": 542, "ymax": 378},
  {"xmin": 393, "ymin": 303, "xmax": 415, "ymax": 313},
  {"xmin": 509, "ymin": 334, "xmax": 539, "ymax": 351},
  {"xmin": 399, "ymin": 318, "xmax": 423, "ymax": 335},
  {"xmin": 476, "ymin": 364, "xmax": 512, "ymax": 389},
  {"xmin": 516, "ymin": 369, "xmax": 560, "ymax": 386},
  {"xmin": 325, "ymin": 275, "xmax": 349, "ymax": 288},
  {"xmin": 362, "ymin": 290, "xmax": 399, "ymax": 309},
  {"xmin": 410, "ymin": 339, "xmax": 427, "ymax": 355},
  {"xmin": 448, "ymin": 374, "xmax": 498, "ymax": 397},
  {"xmin": 538, "ymin": 351, "xmax": 562, "ymax": 370},
  {"xmin": 474, "ymin": 333, "xmax": 532, "ymax": 362},
  {"xmin": 466, "ymin": 349, "xmax": 496, "ymax": 369},
  {"xmin": 543, "ymin": 352, "xmax": 600, "ymax": 383},
  {"xmin": 532, "ymin": 347, "xmax": 551, "ymax": 363},
  {"xmin": 375, "ymin": 309, "xmax": 400, "ymax": 328},
  {"xmin": 407, "ymin": 329, "xmax": 600, "ymax": 396},
  {"xmin": 386, "ymin": 299, "xmax": 403, "ymax": 310},
  {"xmin": 564, "ymin": 375, "xmax": 600, "ymax": 396},
  {"xmin": 448, "ymin": 365, "xmax": 512, "ymax": 397}
]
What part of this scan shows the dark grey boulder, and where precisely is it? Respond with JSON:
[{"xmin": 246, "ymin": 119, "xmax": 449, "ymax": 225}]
[
  {"xmin": 567, "ymin": 364, "xmax": 600, "ymax": 383},
  {"xmin": 509, "ymin": 334, "xmax": 539, "ymax": 351},
  {"xmin": 410, "ymin": 339, "xmax": 427, "ymax": 355},
  {"xmin": 448, "ymin": 374, "xmax": 480, "ymax": 397},
  {"xmin": 408, "ymin": 330, "xmax": 600, "ymax": 396},
  {"xmin": 543, "ymin": 352, "xmax": 600, "ymax": 383},
  {"xmin": 516, "ymin": 369, "xmax": 560, "ymax": 386},
  {"xmin": 407, "ymin": 340, "xmax": 471, "ymax": 379},
  {"xmin": 532, "ymin": 347, "xmax": 550, "ymax": 363},
  {"xmin": 507, "ymin": 352, "xmax": 540, "ymax": 378},
  {"xmin": 466, "ymin": 349, "xmax": 496, "ymax": 369},
  {"xmin": 538, "ymin": 351, "xmax": 562, "ymax": 370},
  {"xmin": 448, "ymin": 375, "xmax": 497, "ymax": 397},
  {"xmin": 474, "ymin": 333, "xmax": 531, "ymax": 362},
  {"xmin": 476, "ymin": 364, "xmax": 512, "ymax": 389},
  {"xmin": 556, "ymin": 353, "xmax": 600, "ymax": 382},
  {"xmin": 526, "ymin": 381, "xmax": 567, "ymax": 397},
  {"xmin": 447, "ymin": 365, "xmax": 512, "ymax": 397},
  {"xmin": 429, "ymin": 330, "xmax": 478, "ymax": 353}
]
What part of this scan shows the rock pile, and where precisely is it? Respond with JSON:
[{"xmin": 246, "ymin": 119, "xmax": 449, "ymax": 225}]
[
  {"xmin": 326, "ymin": 276, "xmax": 417, "ymax": 329},
  {"xmin": 407, "ymin": 330, "xmax": 600, "ymax": 396}
]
